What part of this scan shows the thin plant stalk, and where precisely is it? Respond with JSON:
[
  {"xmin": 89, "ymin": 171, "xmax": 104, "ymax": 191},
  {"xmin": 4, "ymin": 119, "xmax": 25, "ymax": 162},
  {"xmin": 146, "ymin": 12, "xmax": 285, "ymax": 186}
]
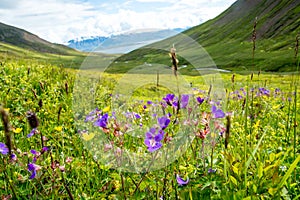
[
  {"xmin": 1, "ymin": 158, "xmax": 17, "ymax": 198},
  {"xmin": 132, "ymin": 151, "xmax": 159, "ymax": 194},
  {"xmin": 244, "ymin": 77, "xmax": 250, "ymax": 190},
  {"xmin": 120, "ymin": 173, "xmax": 127, "ymax": 200}
]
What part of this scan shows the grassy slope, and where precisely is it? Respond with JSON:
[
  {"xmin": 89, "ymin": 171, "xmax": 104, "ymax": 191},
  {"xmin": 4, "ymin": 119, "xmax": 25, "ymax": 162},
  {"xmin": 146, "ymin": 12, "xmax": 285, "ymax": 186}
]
[
  {"xmin": 0, "ymin": 42, "xmax": 87, "ymax": 68},
  {"xmin": 187, "ymin": 0, "xmax": 300, "ymax": 72},
  {"xmin": 110, "ymin": 0, "xmax": 300, "ymax": 73},
  {"xmin": 0, "ymin": 22, "xmax": 89, "ymax": 68},
  {"xmin": 0, "ymin": 22, "xmax": 80, "ymax": 55},
  {"xmin": 0, "ymin": 24, "xmax": 120, "ymax": 69}
]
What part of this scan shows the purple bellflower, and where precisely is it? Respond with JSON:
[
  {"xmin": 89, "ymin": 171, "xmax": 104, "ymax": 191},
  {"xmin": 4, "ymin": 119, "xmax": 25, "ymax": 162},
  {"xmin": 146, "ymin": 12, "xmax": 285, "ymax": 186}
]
[
  {"xmin": 208, "ymin": 168, "xmax": 217, "ymax": 174},
  {"xmin": 180, "ymin": 94, "xmax": 189, "ymax": 109},
  {"xmin": 28, "ymin": 163, "xmax": 41, "ymax": 179},
  {"xmin": 144, "ymin": 128, "xmax": 164, "ymax": 152},
  {"xmin": 0, "ymin": 142, "xmax": 9, "ymax": 155},
  {"xmin": 163, "ymin": 94, "xmax": 175, "ymax": 106},
  {"xmin": 163, "ymin": 94, "xmax": 178, "ymax": 108},
  {"xmin": 176, "ymin": 174, "xmax": 189, "ymax": 186},
  {"xmin": 196, "ymin": 96, "xmax": 204, "ymax": 104},
  {"xmin": 27, "ymin": 128, "xmax": 37, "ymax": 138},
  {"xmin": 158, "ymin": 116, "xmax": 170, "ymax": 130},
  {"xmin": 94, "ymin": 113, "xmax": 109, "ymax": 128},
  {"xmin": 211, "ymin": 105, "xmax": 225, "ymax": 118}
]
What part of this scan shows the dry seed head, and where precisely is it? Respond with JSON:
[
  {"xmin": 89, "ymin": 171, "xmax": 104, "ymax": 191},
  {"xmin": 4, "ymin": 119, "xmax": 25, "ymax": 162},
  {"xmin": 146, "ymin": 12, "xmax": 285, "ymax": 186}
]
[
  {"xmin": 170, "ymin": 45, "xmax": 178, "ymax": 76},
  {"xmin": 225, "ymin": 115, "xmax": 231, "ymax": 149},
  {"xmin": 0, "ymin": 106, "xmax": 10, "ymax": 133},
  {"xmin": 31, "ymin": 88, "xmax": 37, "ymax": 99},
  {"xmin": 231, "ymin": 74, "xmax": 235, "ymax": 83},
  {"xmin": 65, "ymin": 82, "xmax": 69, "ymax": 95},
  {"xmin": 0, "ymin": 106, "xmax": 12, "ymax": 155},
  {"xmin": 26, "ymin": 111, "xmax": 39, "ymax": 129},
  {"xmin": 38, "ymin": 99, "xmax": 43, "ymax": 108},
  {"xmin": 39, "ymin": 81, "xmax": 44, "ymax": 91}
]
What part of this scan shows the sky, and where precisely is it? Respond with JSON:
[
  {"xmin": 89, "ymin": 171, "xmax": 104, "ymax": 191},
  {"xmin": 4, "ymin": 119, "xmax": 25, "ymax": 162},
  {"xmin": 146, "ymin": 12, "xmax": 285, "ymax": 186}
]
[{"xmin": 0, "ymin": 0, "xmax": 236, "ymax": 44}]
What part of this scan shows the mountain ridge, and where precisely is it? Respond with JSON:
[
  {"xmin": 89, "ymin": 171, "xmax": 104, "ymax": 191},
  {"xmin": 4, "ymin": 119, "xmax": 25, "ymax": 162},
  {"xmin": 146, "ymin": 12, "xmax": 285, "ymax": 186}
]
[
  {"xmin": 112, "ymin": 0, "xmax": 300, "ymax": 73},
  {"xmin": 0, "ymin": 22, "xmax": 81, "ymax": 55}
]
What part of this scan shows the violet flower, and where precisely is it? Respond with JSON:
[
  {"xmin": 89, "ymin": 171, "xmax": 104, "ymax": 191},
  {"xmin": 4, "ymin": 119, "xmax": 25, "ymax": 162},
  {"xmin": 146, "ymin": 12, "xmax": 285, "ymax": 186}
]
[
  {"xmin": 163, "ymin": 94, "xmax": 175, "ymax": 106},
  {"xmin": 211, "ymin": 105, "xmax": 225, "ymax": 118},
  {"xmin": 94, "ymin": 113, "xmax": 109, "ymax": 128},
  {"xmin": 176, "ymin": 174, "xmax": 189, "ymax": 186},
  {"xmin": 28, "ymin": 163, "xmax": 41, "ymax": 179},
  {"xmin": 144, "ymin": 128, "xmax": 164, "ymax": 152},
  {"xmin": 134, "ymin": 113, "xmax": 141, "ymax": 119},
  {"xmin": 30, "ymin": 149, "xmax": 39, "ymax": 155},
  {"xmin": 258, "ymin": 87, "xmax": 270, "ymax": 96},
  {"xmin": 0, "ymin": 142, "xmax": 9, "ymax": 155},
  {"xmin": 158, "ymin": 116, "xmax": 170, "ymax": 130},
  {"xmin": 10, "ymin": 153, "xmax": 17, "ymax": 161},
  {"xmin": 27, "ymin": 128, "xmax": 37, "ymax": 138},
  {"xmin": 163, "ymin": 94, "xmax": 179, "ymax": 108},
  {"xmin": 196, "ymin": 96, "xmax": 204, "ymax": 104},
  {"xmin": 180, "ymin": 94, "xmax": 189, "ymax": 109},
  {"xmin": 85, "ymin": 108, "xmax": 100, "ymax": 122},
  {"xmin": 41, "ymin": 146, "xmax": 49, "ymax": 153},
  {"xmin": 208, "ymin": 168, "xmax": 216, "ymax": 173}
]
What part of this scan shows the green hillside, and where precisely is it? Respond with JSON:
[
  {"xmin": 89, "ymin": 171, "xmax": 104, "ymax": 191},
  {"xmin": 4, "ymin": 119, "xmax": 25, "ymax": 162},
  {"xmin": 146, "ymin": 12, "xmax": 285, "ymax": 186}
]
[
  {"xmin": 0, "ymin": 22, "xmax": 88, "ymax": 67},
  {"xmin": 110, "ymin": 0, "xmax": 300, "ymax": 73},
  {"xmin": 0, "ymin": 22, "xmax": 120, "ymax": 68},
  {"xmin": 0, "ymin": 22, "xmax": 81, "ymax": 55}
]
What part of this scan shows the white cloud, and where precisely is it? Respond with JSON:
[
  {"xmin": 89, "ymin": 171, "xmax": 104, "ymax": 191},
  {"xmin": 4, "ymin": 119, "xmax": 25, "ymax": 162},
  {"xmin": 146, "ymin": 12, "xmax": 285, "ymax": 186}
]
[
  {"xmin": 0, "ymin": 0, "xmax": 236, "ymax": 43},
  {"xmin": 135, "ymin": 0, "xmax": 170, "ymax": 2}
]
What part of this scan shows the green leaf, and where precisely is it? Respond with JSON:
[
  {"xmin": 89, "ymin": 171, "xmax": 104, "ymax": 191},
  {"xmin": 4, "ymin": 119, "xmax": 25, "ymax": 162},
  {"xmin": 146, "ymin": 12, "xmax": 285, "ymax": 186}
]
[
  {"xmin": 229, "ymin": 176, "xmax": 237, "ymax": 186},
  {"xmin": 242, "ymin": 197, "xmax": 251, "ymax": 200},
  {"xmin": 253, "ymin": 184, "xmax": 257, "ymax": 193},
  {"xmin": 258, "ymin": 163, "xmax": 263, "ymax": 179},
  {"xmin": 276, "ymin": 154, "xmax": 300, "ymax": 192},
  {"xmin": 268, "ymin": 187, "xmax": 277, "ymax": 196},
  {"xmin": 232, "ymin": 165, "xmax": 239, "ymax": 175},
  {"xmin": 245, "ymin": 129, "xmax": 267, "ymax": 169},
  {"xmin": 269, "ymin": 153, "xmax": 275, "ymax": 162},
  {"xmin": 201, "ymin": 181, "xmax": 212, "ymax": 190}
]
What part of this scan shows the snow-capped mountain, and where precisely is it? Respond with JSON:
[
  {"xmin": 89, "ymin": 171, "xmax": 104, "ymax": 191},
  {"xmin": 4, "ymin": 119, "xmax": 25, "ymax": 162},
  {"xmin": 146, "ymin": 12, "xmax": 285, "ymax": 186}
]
[{"xmin": 67, "ymin": 28, "xmax": 186, "ymax": 54}]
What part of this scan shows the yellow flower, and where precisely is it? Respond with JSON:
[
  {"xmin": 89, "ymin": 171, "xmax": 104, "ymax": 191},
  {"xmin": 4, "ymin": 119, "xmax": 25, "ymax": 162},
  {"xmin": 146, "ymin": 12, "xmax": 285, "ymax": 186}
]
[
  {"xmin": 102, "ymin": 106, "xmax": 110, "ymax": 113},
  {"xmin": 54, "ymin": 126, "xmax": 63, "ymax": 132},
  {"xmin": 13, "ymin": 128, "xmax": 22, "ymax": 134},
  {"xmin": 82, "ymin": 132, "xmax": 95, "ymax": 141},
  {"xmin": 193, "ymin": 90, "xmax": 200, "ymax": 95},
  {"xmin": 272, "ymin": 104, "xmax": 280, "ymax": 110},
  {"xmin": 253, "ymin": 120, "xmax": 260, "ymax": 129}
]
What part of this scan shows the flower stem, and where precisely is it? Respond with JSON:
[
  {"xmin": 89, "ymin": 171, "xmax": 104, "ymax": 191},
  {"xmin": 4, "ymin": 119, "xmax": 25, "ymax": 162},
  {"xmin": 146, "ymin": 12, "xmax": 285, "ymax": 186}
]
[
  {"xmin": 132, "ymin": 151, "xmax": 158, "ymax": 194},
  {"xmin": 120, "ymin": 173, "xmax": 127, "ymax": 200},
  {"xmin": 62, "ymin": 173, "xmax": 74, "ymax": 200},
  {"xmin": 1, "ymin": 158, "xmax": 17, "ymax": 198}
]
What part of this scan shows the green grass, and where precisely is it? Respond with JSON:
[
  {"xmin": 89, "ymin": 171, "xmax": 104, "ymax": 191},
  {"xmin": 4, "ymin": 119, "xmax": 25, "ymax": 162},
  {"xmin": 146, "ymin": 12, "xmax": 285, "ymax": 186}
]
[{"xmin": 0, "ymin": 57, "xmax": 299, "ymax": 199}]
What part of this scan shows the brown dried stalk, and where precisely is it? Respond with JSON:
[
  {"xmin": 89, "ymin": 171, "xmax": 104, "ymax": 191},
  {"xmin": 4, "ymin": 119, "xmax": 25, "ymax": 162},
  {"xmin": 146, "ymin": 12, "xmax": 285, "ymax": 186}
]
[
  {"xmin": 0, "ymin": 106, "xmax": 12, "ymax": 155},
  {"xmin": 170, "ymin": 44, "xmax": 178, "ymax": 77}
]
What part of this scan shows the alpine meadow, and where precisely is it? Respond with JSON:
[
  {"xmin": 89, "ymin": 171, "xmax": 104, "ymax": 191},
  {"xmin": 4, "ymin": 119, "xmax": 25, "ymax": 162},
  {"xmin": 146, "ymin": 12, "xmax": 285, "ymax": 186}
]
[{"xmin": 0, "ymin": 0, "xmax": 299, "ymax": 199}]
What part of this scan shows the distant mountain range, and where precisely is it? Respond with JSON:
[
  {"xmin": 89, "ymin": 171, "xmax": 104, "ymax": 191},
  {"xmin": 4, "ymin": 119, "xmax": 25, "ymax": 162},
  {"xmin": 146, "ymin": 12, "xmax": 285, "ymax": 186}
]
[{"xmin": 67, "ymin": 28, "xmax": 186, "ymax": 53}]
